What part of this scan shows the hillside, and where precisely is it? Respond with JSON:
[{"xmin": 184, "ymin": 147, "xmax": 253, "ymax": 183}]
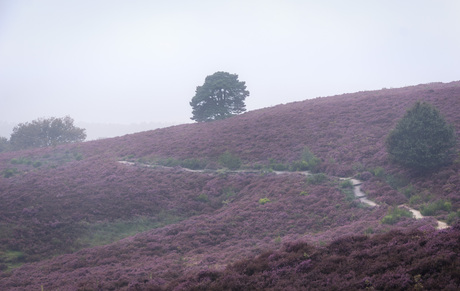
[{"xmin": 0, "ymin": 81, "xmax": 459, "ymax": 290}]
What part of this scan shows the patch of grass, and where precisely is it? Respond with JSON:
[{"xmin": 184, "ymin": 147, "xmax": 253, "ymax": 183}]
[
  {"xmin": 299, "ymin": 191, "xmax": 309, "ymax": 196},
  {"xmin": 77, "ymin": 215, "xmax": 181, "ymax": 247},
  {"xmin": 258, "ymin": 198, "xmax": 271, "ymax": 205},
  {"xmin": 0, "ymin": 250, "xmax": 26, "ymax": 271}
]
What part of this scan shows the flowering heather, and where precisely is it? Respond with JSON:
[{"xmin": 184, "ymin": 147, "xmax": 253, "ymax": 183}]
[{"xmin": 0, "ymin": 81, "xmax": 459, "ymax": 289}]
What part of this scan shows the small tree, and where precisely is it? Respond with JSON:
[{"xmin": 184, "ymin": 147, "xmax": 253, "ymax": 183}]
[
  {"xmin": 10, "ymin": 116, "xmax": 86, "ymax": 150},
  {"xmin": 386, "ymin": 101, "xmax": 457, "ymax": 171},
  {"xmin": 190, "ymin": 71, "xmax": 249, "ymax": 122}
]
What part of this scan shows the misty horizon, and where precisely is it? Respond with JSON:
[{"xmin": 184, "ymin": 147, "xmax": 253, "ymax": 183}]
[{"xmin": 1, "ymin": 1, "xmax": 459, "ymax": 127}]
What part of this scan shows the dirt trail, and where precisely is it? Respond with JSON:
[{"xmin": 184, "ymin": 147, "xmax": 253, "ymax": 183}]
[
  {"xmin": 118, "ymin": 161, "xmax": 449, "ymax": 229},
  {"xmin": 398, "ymin": 205, "xmax": 449, "ymax": 230}
]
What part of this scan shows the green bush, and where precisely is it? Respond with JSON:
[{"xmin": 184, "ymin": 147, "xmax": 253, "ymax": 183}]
[
  {"xmin": 402, "ymin": 184, "xmax": 415, "ymax": 198},
  {"xmin": 268, "ymin": 159, "xmax": 288, "ymax": 171},
  {"xmin": 447, "ymin": 211, "xmax": 460, "ymax": 225},
  {"xmin": 372, "ymin": 167, "xmax": 385, "ymax": 178},
  {"xmin": 409, "ymin": 194, "xmax": 423, "ymax": 206},
  {"xmin": 307, "ymin": 173, "xmax": 328, "ymax": 185},
  {"xmin": 381, "ymin": 207, "xmax": 413, "ymax": 225},
  {"xmin": 3, "ymin": 168, "xmax": 18, "ymax": 178},
  {"xmin": 290, "ymin": 147, "xmax": 321, "ymax": 171},
  {"xmin": 195, "ymin": 193, "xmax": 209, "ymax": 203},
  {"xmin": 339, "ymin": 179, "xmax": 353, "ymax": 189},
  {"xmin": 420, "ymin": 200, "xmax": 452, "ymax": 216},
  {"xmin": 181, "ymin": 158, "xmax": 207, "ymax": 170},
  {"xmin": 218, "ymin": 151, "xmax": 241, "ymax": 170},
  {"xmin": 386, "ymin": 174, "xmax": 408, "ymax": 190},
  {"xmin": 386, "ymin": 101, "xmax": 457, "ymax": 171}
]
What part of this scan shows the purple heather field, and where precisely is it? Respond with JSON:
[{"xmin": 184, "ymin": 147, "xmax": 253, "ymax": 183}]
[{"xmin": 0, "ymin": 81, "xmax": 459, "ymax": 290}]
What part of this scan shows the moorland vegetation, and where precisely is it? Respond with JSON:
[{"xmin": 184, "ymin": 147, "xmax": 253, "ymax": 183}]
[{"xmin": 0, "ymin": 81, "xmax": 459, "ymax": 290}]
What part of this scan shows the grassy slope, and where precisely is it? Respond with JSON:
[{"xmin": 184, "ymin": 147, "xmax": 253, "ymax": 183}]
[{"xmin": 0, "ymin": 81, "xmax": 459, "ymax": 289}]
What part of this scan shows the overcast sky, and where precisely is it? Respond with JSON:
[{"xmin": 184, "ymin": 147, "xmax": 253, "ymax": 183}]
[{"xmin": 1, "ymin": 0, "xmax": 459, "ymax": 126}]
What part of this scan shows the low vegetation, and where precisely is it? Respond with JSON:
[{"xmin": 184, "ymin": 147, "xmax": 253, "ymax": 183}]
[{"xmin": 0, "ymin": 81, "xmax": 459, "ymax": 289}]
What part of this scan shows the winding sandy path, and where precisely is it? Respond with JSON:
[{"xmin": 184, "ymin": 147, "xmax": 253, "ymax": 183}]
[
  {"xmin": 118, "ymin": 161, "xmax": 449, "ymax": 229},
  {"xmin": 398, "ymin": 205, "xmax": 449, "ymax": 230}
]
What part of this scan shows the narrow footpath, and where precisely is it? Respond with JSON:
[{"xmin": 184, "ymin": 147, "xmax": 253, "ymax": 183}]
[{"xmin": 118, "ymin": 160, "xmax": 449, "ymax": 230}]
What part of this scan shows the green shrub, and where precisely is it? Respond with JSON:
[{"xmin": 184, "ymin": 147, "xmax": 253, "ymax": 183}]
[
  {"xmin": 290, "ymin": 147, "xmax": 321, "ymax": 171},
  {"xmin": 307, "ymin": 173, "xmax": 327, "ymax": 185},
  {"xmin": 74, "ymin": 153, "xmax": 83, "ymax": 161},
  {"xmin": 258, "ymin": 198, "xmax": 271, "ymax": 205},
  {"xmin": 339, "ymin": 179, "xmax": 353, "ymax": 189},
  {"xmin": 195, "ymin": 193, "xmax": 209, "ymax": 203},
  {"xmin": 381, "ymin": 207, "xmax": 413, "ymax": 225},
  {"xmin": 181, "ymin": 158, "xmax": 207, "ymax": 170},
  {"xmin": 447, "ymin": 211, "xmax": 460, "ymax": 225},
  {"xmin": 218, "ymin": 151, "xmax": 241, "ymax": 170},
  {"xmin": 3, "ymin": 168, "xmax": 18, "ymax": 178},
  {"xmin": 386, "ymin": 101, "xmax": 457, "ymax": 171},
  {"xmin": 386, "ymin": 174, "xmax": 408, "ymax": 189},
  {"xmin": 402, "ymin": 184, "xmax": 415, "ymax": 198},
  {"xmin": 268, "ymin": 159, "xmax": 288, "ymax": 171},
  {"xmin": 372, "ymin": 167, "xmax": 385, "ymax": 178},
  {"xmin": 420, "ymin": 200, "xmax": 452, "ymax": 216},
  {"xmin": 409, "ymin": 194, "xmax": 423, "ymax": 206}
]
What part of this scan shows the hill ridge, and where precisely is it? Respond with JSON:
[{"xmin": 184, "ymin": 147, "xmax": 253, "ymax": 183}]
[{"xmin": 0, "ymin": 81, "xmax": 459, "ymax": 289}]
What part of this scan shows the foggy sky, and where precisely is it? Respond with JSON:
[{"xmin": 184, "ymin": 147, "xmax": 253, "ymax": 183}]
[{"xmin": 1, "ymin": 0, "xmax": 459, "ymax": 128}]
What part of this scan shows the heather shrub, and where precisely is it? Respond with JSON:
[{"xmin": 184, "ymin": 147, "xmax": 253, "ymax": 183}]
[
  {"xmin": 386, "ymin": 101, "xmax": 457, "ymax": 172},
  {"xmin": 420, "ymin": 200, "xmax": 452, "ymax": 216},
  {"xmin": 357, "ymin": 171, "xmax": 373, "ymax": 181},
  {"xmin": 218, "ymin": 151, "xmax": 241, "ymax": 170},
  {"xmin": 381, "ymin": 207, "xmax": 413, "ymax": 225}
]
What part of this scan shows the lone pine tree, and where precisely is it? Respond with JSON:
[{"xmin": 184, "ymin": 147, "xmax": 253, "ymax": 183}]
[
  {"xmin": 190, "ymin": 71, "xmax": 249, "ymax": 122},
  {"xmin": 386, "ymin": 101, "xmax": 457, "ymax": 171}
]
